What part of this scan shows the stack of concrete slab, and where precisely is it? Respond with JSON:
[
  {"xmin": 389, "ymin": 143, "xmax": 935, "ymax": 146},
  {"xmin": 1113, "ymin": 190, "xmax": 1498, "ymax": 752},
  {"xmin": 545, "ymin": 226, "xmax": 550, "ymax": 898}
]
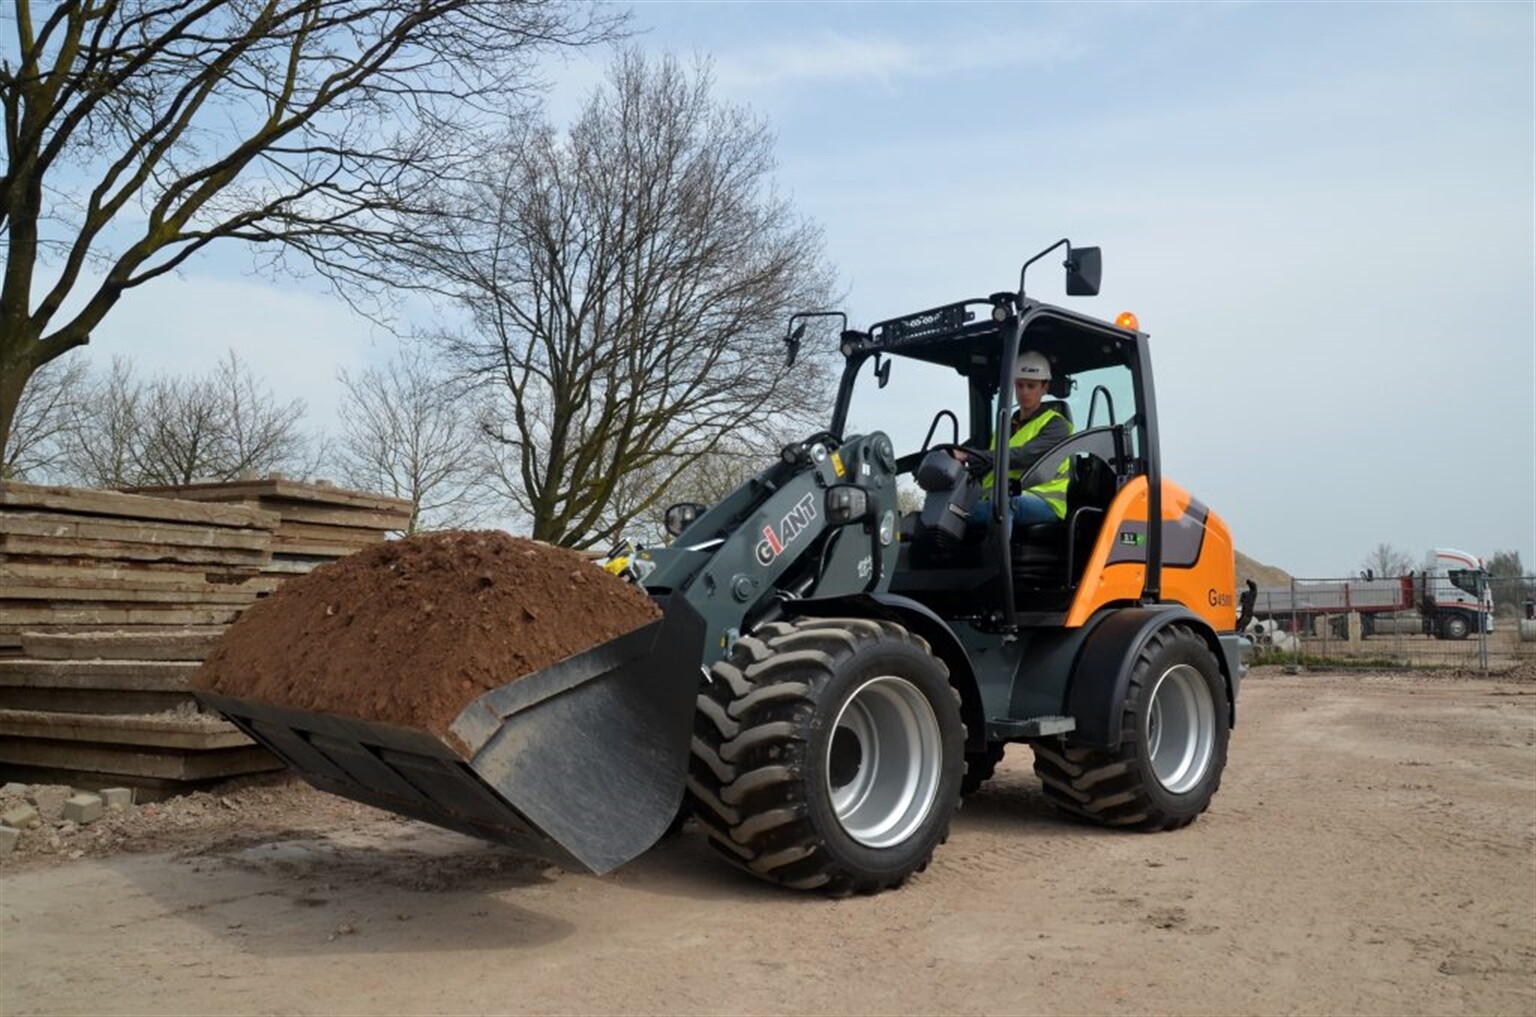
[
  {"xmin": 125, "ymin": 478, "xmax": 413, "ymax": 577},
  {"xmin": 0, "ymin": 482, "xmax": 280, "ymax": 656},
  {"xmin": 0, "ymin": 479, "xmax": 407, "ymax": 797}
]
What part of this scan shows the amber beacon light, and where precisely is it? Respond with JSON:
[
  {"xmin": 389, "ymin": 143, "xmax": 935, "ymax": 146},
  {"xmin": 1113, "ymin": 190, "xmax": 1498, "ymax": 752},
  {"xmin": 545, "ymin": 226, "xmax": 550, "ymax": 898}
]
[{"xmin": 1114, "ymin": 311, "xmax": 1140, "ymax": 331}]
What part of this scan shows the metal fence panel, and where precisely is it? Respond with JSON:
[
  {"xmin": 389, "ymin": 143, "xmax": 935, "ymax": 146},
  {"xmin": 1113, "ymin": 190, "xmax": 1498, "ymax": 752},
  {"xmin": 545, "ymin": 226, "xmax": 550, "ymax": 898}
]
[{"xmin": 1242, "ymin": 574, "xmax": 1536, "ymax": 672}]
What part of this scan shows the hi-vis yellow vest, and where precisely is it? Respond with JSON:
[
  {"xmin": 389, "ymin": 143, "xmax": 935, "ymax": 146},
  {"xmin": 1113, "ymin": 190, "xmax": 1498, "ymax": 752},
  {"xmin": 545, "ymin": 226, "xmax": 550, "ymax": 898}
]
[{"xmin": 981, "ymin": 408, "xmax": 1071, "ymax": 519}]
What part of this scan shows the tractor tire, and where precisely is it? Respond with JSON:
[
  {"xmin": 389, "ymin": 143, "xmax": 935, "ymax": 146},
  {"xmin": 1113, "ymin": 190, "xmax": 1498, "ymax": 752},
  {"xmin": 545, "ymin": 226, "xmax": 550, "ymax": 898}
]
[
  {"xmin": 1440, "ymin": 613, "xmax": 1471, "ymax": 640},
  {"xmin": 1031, "ymin": 624, "xmax": 1229, "ymax": 831},
  {"xmin": 688, "ymin": 617, "xmax": 965, "ymax": 895},
  {"xmin": 961, "ymin": 745, "xmax": 1006, "ymax": 798}
]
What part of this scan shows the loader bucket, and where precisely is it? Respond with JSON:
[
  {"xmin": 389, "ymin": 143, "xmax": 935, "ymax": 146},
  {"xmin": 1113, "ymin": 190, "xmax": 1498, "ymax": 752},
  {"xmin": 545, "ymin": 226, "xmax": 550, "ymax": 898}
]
[{"xmin": 196, "ymin": 595, "xmax": 705, "ymax": 874}]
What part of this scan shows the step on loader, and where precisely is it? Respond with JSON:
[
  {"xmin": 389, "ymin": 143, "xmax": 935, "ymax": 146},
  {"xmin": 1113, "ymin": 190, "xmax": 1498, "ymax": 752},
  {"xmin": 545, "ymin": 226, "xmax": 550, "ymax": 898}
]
[{"xmin": 200, "ymin": 241, "xmax": 1246, "ymax": 895}]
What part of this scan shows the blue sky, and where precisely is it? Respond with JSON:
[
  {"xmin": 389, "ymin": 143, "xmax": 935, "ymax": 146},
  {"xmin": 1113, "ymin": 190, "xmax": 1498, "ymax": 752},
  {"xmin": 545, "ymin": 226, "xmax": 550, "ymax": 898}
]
[{"xmin": 85, "ymin": 1, "xmax": 1534, "ymax": 576}]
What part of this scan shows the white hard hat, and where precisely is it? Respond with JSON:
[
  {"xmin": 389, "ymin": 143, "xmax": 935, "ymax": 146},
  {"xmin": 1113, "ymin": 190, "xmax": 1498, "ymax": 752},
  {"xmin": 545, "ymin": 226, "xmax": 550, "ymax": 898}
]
[{"xmin": 1014, "ymin": 351, "xmax": 1052, "ymax": 382}]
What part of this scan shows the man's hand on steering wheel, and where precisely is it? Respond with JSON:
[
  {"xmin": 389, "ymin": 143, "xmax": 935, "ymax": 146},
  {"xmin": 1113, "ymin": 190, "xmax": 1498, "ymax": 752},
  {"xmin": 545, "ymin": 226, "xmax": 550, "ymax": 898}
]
[{"xmin": 935, "ymin": 443, "xmax": 994, "ymax": 477}]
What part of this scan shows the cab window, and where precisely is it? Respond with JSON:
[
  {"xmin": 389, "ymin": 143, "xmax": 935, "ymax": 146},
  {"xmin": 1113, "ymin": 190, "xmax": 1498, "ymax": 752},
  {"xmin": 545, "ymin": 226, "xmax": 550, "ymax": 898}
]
[
  {"xmin": 843, "ymin": 357, "xmax": 975, "ymax": 458},
  {"xmin": 1448, "ymin": 570, "xmax": 1485, "ymax": 596},
  {"xmin": 1064, "ymin": 362, "xmax": 1137, "ymax": 434}
]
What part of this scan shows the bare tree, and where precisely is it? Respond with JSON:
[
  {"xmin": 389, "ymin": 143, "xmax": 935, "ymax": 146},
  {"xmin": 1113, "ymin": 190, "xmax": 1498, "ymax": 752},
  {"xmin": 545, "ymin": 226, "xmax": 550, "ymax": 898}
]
[
  {"xmin": 425, "ymin": 51, "xmax": 838, "ymax": 548},
  {"xmin": 57, "ymin": 356, "xmax": 144, "ymax": 488},
  {"xmin": 1360, "ymin": 542, "xmax": 1414, "ymax": 579},
  {"xmin": 0, "ymin": 0, "xmax": 621, "ymax": 456},
  {"xmin": 131, "ymin": 351, "xmax": 309, "ymax": 485},
  {"xmin": 208, "ymin": 350, "xmax": 310, "ymax": 480},
  {"xmin": 135, "ymin": 373, "xmax": 226, "ymax": 486},
  {"xmin": 1, "ymin": 351, "xmax": 88, "ymax": 479},
  {"xmin": 335, "ymin": 345, "xmax": 489, "ymax": 532},
  {"xmin": 50, "ymin": 352, "xmax": 311, "ymax": 487}
]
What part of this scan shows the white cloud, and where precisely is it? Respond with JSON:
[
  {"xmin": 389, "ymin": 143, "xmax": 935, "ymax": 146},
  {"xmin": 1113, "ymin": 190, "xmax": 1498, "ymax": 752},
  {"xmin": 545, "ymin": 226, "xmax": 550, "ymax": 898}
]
[{"xmin": 711, "ymin": 29, "xmax": 1084, "ymax": 93}]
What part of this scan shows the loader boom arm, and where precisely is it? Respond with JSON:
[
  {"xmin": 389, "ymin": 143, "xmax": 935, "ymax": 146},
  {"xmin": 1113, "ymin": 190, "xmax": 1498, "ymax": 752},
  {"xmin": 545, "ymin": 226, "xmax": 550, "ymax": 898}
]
[{"xmin": 635, "ymin": 431, "xmax": 902, "ymax": 670}]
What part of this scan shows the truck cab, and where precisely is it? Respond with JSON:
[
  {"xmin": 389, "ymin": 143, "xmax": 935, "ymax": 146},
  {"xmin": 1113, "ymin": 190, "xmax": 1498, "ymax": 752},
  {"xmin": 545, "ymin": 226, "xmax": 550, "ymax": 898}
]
[{"xmin": 1416, "ymin": 547, "xmax": 1494, "ymax": 640}]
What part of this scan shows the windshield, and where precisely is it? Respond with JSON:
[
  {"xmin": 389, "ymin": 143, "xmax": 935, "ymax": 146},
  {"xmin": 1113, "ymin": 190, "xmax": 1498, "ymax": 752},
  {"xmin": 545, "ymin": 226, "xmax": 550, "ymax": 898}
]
[
  {"xmin": 842, "ymin": 356, "xmax": 977, "ymax": 459},
  {"xmin": 1448, "ymin": 569, "xmax": 1486, "ymax": 597},
  {"xmin": 842, "ymin": 350, "xmax": 1142, "ymax": 461}
]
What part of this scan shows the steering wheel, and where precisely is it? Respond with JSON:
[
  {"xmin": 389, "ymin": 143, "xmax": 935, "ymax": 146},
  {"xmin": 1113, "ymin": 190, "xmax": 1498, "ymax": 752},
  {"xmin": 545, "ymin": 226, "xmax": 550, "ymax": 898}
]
[{"xmin": 926, "ymin": 443, "xmax": 995, "ymax": 479}]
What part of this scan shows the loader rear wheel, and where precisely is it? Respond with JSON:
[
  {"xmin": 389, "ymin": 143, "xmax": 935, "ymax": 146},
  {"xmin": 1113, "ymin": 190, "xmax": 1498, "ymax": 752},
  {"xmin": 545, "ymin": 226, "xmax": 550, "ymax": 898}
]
[
  {"xmin": 688, "ymin": 617, "xmax": 964, "ymax": 895},
  {"xmin": 1031, "ymin": 624, "xmax": 1228, "ymax": 831}
]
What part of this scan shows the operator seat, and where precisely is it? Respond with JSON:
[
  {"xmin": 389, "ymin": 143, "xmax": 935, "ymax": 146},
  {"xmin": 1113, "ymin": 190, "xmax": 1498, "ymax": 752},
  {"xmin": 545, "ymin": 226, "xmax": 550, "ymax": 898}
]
[
  {"xmin": 1011, "ymin": 453, "xmax": 1117, "ymax": 588},
  {"xmin": 1041, "ymin": 397, "xmax": 1073, "ymax": 426}
]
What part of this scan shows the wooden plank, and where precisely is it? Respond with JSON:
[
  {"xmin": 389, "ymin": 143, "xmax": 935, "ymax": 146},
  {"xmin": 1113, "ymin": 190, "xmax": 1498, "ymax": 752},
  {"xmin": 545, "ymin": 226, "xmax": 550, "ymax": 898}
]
[
  {"xmin": 0, "ymin": 606, "xmax": 241, "ymax": 627},
  {"xmin": 261, "ymin": 558, "xmax": 326, "ymax": 574},
  {"xmin": 0, "ymin": 510, "xmax": 272, "ymax": 550},
  {"xmin": 267, "ymin": 535, "xmax": 376, "ymax": 558},
  {"xmin": 0, "ymin": 533, "xmax": 271, "ymax": 565},
  {"xmin": 0, "ymin": 742, "xmax": 281, "ymax": 781},
  {"xmin": 0, "ymin": 686, "xmax": 194, "ymax": 715},
  {"xmin": 250, "ymin": 501, "xmax": 409, "ymax": 530},
  {"xmin": 0, "ymin": 584, "xmax": 260, "ymax": 606},
  {"xmin": 178, "ymin": 496, "xmax": 410, "ymax": 530},
  {"xmin": 273, "ymin": 520, "xmax": 387, "ymax": 545},
  {"xmin": 17, "ymin": 629, "xmax": 226, "ymax": 661},
  {"xmin": 179, "ymin": 496, "xmax": 411, "ymax": 530},
  {"xmin": 126, "ymin": 479, "xmax": 412, "ymax": 514},
  {"xmin": 0, "ymin": 658, "xmax": 199, "ymax": 691},
  {"xmin": 0, "ymin": 481, "xmax": 279, "ymax": 529},
  {"xmin": 0, "ymin": 560, "xmax": 271, "ymax": 590},
  {"xmin": 0, "ymin": 708, "xmax": 252, "ymax": 749}
]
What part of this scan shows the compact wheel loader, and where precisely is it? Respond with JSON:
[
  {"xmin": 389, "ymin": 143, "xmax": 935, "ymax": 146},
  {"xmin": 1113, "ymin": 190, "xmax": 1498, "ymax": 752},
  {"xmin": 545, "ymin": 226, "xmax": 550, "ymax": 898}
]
[{"xmin": 199, "ymin": 241, "xmax": 1245, "ymax": 896}]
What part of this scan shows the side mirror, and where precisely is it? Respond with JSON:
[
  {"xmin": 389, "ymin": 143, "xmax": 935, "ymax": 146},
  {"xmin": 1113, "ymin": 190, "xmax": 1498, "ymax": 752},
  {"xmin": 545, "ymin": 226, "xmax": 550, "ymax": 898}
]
[
  {"xmin": 875, "ymin": 354, "xmax": 891, "ymax": 389},
  {"xmin": 1066, "ymin": 247, "xmax": 1101, "ymax": 296},
  {"xmin": 664, "ymin": 501, "xmax": 707, "ymax": 538},
  {"xmin": 785, "ymin": 322, "xmax": 806, "ymax": 368}
]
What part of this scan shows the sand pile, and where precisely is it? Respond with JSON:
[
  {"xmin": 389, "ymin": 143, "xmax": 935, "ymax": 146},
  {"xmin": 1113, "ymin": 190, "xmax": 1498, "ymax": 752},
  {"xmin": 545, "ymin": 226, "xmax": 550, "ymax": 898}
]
[{"xmin": 192, "ymin": 531, "xmax": 660, "ymax": 740}]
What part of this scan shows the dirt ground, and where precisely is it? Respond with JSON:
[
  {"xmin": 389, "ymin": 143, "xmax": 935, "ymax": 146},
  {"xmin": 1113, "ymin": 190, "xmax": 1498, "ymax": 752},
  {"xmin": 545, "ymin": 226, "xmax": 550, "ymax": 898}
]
[{"xmin": 2, "ymin": 669, "xmax": 1533, "ymax": 1016}]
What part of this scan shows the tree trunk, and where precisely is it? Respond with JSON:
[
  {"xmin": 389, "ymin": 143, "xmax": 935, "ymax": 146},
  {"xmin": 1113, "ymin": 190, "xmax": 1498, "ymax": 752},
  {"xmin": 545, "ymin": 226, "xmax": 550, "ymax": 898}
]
[{"xmin": 0, "ymin": 333, "xmax": 42, "ymax": 473}]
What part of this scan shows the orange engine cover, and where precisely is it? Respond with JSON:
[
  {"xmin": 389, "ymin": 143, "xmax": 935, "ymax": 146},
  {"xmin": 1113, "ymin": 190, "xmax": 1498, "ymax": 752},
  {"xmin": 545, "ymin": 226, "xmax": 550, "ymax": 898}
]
[{"xmin": 1066, "ymin": 477, "xmax": 1237, "ymax": 631}]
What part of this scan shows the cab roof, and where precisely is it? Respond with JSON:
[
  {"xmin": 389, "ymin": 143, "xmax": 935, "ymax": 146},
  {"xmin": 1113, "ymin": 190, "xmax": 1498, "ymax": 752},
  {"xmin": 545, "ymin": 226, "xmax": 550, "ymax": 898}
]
[{"xmin": 854, "ymin": 298, "xmax": 1140, "ymax": 383}]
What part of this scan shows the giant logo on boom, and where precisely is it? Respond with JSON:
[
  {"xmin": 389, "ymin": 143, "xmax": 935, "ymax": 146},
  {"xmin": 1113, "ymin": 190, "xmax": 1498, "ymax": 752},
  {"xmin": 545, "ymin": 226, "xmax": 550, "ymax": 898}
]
[{"xmin": 755, "ymin": 494, "xmax": 818, "ymax": 567}]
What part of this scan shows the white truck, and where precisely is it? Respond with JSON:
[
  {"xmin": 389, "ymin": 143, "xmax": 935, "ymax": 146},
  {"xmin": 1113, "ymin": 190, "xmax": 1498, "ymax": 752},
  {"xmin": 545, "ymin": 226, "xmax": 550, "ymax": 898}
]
[
  {"xmin": 1246, "ymin": 547, "xmax": 1493, "ymax": 641},
  {"xmin": 1411, "ymin": 547, "xmax": 1495, "ymax": 640}
]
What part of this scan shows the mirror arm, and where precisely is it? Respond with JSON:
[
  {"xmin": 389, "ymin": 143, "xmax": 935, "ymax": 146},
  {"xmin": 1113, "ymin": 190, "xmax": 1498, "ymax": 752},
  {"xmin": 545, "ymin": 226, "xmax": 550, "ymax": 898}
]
[{"xmin": 1018, "ymin": 238, "xmax": 1070, "ymax": 301}]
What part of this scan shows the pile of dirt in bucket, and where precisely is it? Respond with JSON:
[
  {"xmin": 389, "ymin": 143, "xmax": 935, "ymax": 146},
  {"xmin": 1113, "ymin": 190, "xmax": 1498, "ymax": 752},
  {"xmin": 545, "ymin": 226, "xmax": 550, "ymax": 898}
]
[{"xmin": 192, "ymin": 531, "xmax": 660, "ymax": 743}]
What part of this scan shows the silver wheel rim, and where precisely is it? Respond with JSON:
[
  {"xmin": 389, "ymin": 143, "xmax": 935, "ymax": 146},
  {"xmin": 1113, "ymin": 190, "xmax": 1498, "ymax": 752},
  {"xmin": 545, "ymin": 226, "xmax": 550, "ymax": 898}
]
[
  {"xmin": 1144, "ymin": 663, "xmax": 1216, "ymax": 794},
  {"xmin": 826, "ymin": 676, "xmax": 943, "ymax": 849}
]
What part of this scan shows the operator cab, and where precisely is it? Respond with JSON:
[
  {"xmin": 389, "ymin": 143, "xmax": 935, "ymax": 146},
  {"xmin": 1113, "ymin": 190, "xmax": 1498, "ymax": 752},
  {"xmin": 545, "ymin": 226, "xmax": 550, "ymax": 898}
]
[{"xmin": 828, "ymin": 275, "xmax": 1155, "ymax": 624}]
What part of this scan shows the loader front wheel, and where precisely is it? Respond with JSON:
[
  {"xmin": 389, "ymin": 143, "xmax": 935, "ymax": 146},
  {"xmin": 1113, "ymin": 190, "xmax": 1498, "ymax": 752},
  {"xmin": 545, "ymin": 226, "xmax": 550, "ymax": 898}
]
[
  {"xmin": 1032, "ymin": 623, "xmax": 1229, "ymax": 831},
  {"xmin": 689, "ymin": 617, "xmax": 964, "ymax": 895}
]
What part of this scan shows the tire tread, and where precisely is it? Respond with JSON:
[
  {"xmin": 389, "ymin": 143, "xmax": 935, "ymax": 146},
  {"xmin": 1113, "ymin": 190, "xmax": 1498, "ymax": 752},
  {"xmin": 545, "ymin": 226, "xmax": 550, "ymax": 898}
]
[
  {"xmin": 689, "ymin": 616, "xmax": 961, "ymax": 895},
  {"xmin": 1031, "ymin": 624, "xmax": 1227, "ymax": 832}
]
